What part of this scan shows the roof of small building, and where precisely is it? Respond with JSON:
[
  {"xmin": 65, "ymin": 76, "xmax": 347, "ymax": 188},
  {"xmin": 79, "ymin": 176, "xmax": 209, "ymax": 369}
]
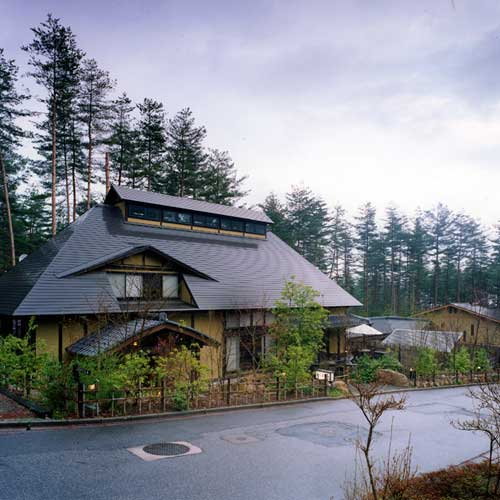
[
  {"xmin": 417, "ymin": 303, "xmax": 500, "ymax": 324},
  {"xmin": 67, "ymin": 318, "xmax": 218, "ymax": 356},
  {"xmin": 105, "ymin": 184, "xmax": 273, "ymax": 224},
  {"xmin": 382, "ymin": 329, "xmax": 463, "ymax": 353},
  {"xmin": 0, "ymin": 203, "xmax": 361, "ymax": 316},
  {"xmin": 350, "ymin": 315, "xmax": 430, "ymax": 335}
]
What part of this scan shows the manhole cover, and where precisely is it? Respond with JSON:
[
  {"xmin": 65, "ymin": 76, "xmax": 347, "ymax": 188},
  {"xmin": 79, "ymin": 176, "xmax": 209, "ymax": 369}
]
[
  {"xmin": 128, "ymin": 441, "xmax": 202, "ymax": 461},
  {"xmin": 143, "ymin": 442, "xmax": 190, "ymax": 456}
]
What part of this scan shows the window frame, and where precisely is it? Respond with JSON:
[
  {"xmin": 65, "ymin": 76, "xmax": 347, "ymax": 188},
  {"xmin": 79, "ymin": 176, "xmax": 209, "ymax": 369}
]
[
  {"xmin": 127, "ymin": 203, "xmax": 161, "ymax": 222},
  {"xmin": 245, "ymin": 221, "xmax": 266, "ymax": 235},
  {"xmin": 192, "ymin": 213, "xmax": 220, "ymax": 229}
]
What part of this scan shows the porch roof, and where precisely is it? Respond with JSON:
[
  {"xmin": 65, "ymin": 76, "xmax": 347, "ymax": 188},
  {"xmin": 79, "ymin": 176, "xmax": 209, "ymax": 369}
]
[{"xmin": 67, "ymin": 318, "xmax": 219, "ymax": 357}]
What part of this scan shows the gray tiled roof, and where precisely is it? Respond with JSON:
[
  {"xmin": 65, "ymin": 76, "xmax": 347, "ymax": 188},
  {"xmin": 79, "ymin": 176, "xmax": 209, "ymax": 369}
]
[
  {"xmin": 382, "ymin": 329, "xmax": 463, "ymax": 353},
  {"xmin": 67, "ymin": 318, "xmax": 218, "ymax": 356},
  {"xmin": 452, "ymin": 303, "xmax": 500, "ymax": 322},
  {"xmin": 0, "ymin": 204, "xmax": 361, "ymax": 316},
  {"xmin": 106, "ymin": 185, "xmax": 273, "ymax": 224}
]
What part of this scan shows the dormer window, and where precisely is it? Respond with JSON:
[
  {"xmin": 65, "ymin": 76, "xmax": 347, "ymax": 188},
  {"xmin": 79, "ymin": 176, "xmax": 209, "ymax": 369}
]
[
  {"xmin": 128, "ymin": 204, "xmax": 161, "ymax": 222},
  {"xmin": 221, "ymin": 217, "xmax": 244, "ymax": 232},
  {"xmin": 193, "ymin": 213, "xmax": 219, "ymax": 229},
  {"xmin": 108, "ymin": 272, "xmax": 179, "ymax": 300},
  {"xmin": 163, "ymin": 210, "xmax": 192, "ymax": 226}
]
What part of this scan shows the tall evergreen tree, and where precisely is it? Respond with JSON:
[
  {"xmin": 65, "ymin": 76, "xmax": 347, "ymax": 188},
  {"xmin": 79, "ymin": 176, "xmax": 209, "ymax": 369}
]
[
  {"xmin": 23, "ymin": 14, "xmax": 84, "ymax": 234},
  {"xmin": 260, "ymin": 193, "xmax": 290, "ymax": 244},
  {"xmin": 136, "ymin": 98, "xmax": 166, "ymax": 191},
  {"xmin": 200, "ymin": 149, "xmax": 247, "ymax": 205},
  {"xmin": 78, "ymin": 58, "xmax": 114, "ymax": 208},
  {"xmin": 106, "ymin": 92, "xmax": 136, "ymax": 187},
  {"xmin": 166, "ymin": 107, "xmax": 206, "ymax": 197},
  {"xmin": 424, "ymin": 204, "xmax": 454, "ymax": 306},
  {"xmin": 383, "ymin": 205, "xmax": 407, "ymax": 314},
  {"xmin": 407, "ymin": 212, "xmax": 429, "ymax": 313},
  {"xmin": 285, "ymin": 186, "xmax": 330, "ymax": 270},
  {"xmin": 327, "ymin": 205, "xmax": 353, "ymax": 290},
  {"xmin": 0, "ymin": 49, "xmax": 30, "ymax": 268},
  {"xmin": 354, "ymin": 202, "xmax": 379, "ymax": 314},
  {"xmin": 490, "ymin": 223, "xmax": 500, "ymax": 308}
]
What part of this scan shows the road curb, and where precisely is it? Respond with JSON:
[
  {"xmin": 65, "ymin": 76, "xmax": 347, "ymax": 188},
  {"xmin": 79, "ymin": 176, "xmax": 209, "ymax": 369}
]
[{"xmin": 0, "ymin": 383, "xmax": 484, "ymax": 429}]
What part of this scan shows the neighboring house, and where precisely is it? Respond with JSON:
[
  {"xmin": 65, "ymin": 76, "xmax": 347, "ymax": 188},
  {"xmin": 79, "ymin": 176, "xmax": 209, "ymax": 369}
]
[
  {"xmin": 0, "ymin": 185, "xmax": 361, "ymax": 376},
  {"xmin": 416, "ymin": 303, "xmax": 500, "ymax": 348},
  {"xmin": 359, "ymin": 316, "xmax": 431, "ymax": 336}
]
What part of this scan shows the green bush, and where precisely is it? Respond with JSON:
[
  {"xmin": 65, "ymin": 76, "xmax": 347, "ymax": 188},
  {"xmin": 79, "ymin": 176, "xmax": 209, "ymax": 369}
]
[
  {"xmin": 473, "ymin": 348, "xmax": 491, "ymax": 373},
  {"xmin": 416, "ymin": 347, "xmax": 438, "ymax": 377},
  {"xmin": 171, "ymin": 388, "xmax": 189, "ymax": 411},
  {"xmin": 34, "ymin": 357, "xmax": 74, "ymax": 414},
  {"xmin": 352, "ymin": 353, "xmax": 402, "ymax": 383}
]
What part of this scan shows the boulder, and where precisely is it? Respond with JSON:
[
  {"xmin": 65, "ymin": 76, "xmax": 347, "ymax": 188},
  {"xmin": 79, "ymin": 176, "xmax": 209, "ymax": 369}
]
[
  {"xmin": 377, "ymin": 369, "xmax": 410, "ymax": 387},
  {"xmin": 331, "ymin": 380, "xmax": 349, "ymax": 395}
]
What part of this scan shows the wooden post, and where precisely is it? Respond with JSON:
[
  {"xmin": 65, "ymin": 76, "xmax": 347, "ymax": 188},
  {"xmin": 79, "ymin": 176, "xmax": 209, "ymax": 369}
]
[
  {"xmin": 226, "ymin": 377, "xmax": 231, "ymax": 406},
  {"xmin": 105, "ymin": 151, "xmax": 110, "ymax": 193},
  {"xmin": 324, "ymin": 376, "xmax": 328, "ymax": 397},
  {"xmin": 138, "ymin": 381, "xmax": 142, "ymax": 415},
  {"xmin": 276, "ymin": 377, "xmax": 280, "ymax": 401},
  {"xmin": 162, "ymin": 378, "xmax": 166, "ymax": 412}
]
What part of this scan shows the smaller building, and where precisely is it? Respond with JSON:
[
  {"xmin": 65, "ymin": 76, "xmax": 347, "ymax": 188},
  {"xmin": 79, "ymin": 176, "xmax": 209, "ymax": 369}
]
[{"xmin": 417, "ymin": 303, "xmax": 500, "ymax": 347}]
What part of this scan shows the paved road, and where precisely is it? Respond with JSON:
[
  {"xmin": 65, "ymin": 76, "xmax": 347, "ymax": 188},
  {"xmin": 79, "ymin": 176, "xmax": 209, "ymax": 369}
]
[{"xmin": 0, "ymin": 387, "xmax": 487, "ymax": 500}]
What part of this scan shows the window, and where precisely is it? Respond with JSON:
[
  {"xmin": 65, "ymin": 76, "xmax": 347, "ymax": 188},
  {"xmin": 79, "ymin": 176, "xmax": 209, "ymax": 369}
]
[
  {"xmin": 109, "ymin": 273, "xmax": 126, "ymax": 298},
  {"xmin": 245, "ymin": 221, "xmax": 266, "ymax": 235},
  {"xmin": 162, "ymin": 275, "xmax": 179, "ymax": 298},
  {"xmin": 128, "ymin": 204, "xmax": 161, "ymax": 221},
  {"xmin": 221, "ymin": 217, "xmax": 244, "ymax": 232},
  {"xmin": 177, "ymin": 212, "xmax": 192, "ymax": 225},
  {"xmin": 193, "ymin": 213, "xmax": 219, "ymax": 229},
  {"xmin": 126, "ymin": 274, "xmax": 143, "ymax": 298},
  {"xmin": 163, "ymin": 210, "xmax": 177, "ymax": 223},
  {"xmin": 108, "ymin": 273, "xmax": 143, "ymax": 298},
  {"xmin": 226, "ymin": 336, "xmax": 240, "ymax": 372},
  {"xmin": 143, "ymin": 274, "xmax": 162, "ymax": 299}
]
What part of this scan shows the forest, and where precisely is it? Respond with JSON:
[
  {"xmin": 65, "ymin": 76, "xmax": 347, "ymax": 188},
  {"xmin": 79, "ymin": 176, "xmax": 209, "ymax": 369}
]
[{"xmin": 1, "ymin": 14, "xmax": 499, "ymax": 317}]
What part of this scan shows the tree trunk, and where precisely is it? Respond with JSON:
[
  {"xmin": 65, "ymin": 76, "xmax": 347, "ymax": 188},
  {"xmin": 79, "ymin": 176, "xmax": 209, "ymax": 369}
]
[
  {"xmin": 105, "ymin": 151, "xmax": 110, "ymax": 193},
  {"xmin": 0, "ymin": 151, "xmax": 16, "ymax": 266},
  {"xmin": 51, "ymin": 96, "xmax": 57, "ymax": 235},
  {"xmin": 63, "ymin": 135, "xmax": 70, "ymax": 225},
  {"xmin": 87, "ymin": 123, "xmax": 92, "ymax": 209}
]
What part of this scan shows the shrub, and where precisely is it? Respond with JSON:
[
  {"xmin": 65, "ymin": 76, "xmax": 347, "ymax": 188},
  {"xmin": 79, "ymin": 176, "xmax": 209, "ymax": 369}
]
[
  {"xmin": 34, "ymin": 357, "xmax": 74, "ymax": 414},
  {"xmin": 473, "ymin": 348, "xmax": 491, "ymax": 373},
  {"xmin": 416, "ymin": 347, "xmax": 438, "ymax": 378},
  {"xmin": 352, "ymin": 353, "xmax": 402, "ymax": 383},
  {"xmin": 455, "ymin": 347, "xmax": 472, "ymax": 375}
]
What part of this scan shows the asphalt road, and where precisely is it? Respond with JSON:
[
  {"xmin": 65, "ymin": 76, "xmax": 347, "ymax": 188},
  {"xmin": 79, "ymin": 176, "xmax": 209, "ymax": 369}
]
[{"xmin": 0, "ymin": 387, "xmax": 487, "ymax": 500}]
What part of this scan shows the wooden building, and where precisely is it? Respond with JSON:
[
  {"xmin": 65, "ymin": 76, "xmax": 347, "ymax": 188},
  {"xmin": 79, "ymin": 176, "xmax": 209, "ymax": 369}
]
[{"xmin": 0, "ymin": 185, "xmax": 360, "ymax": 376}]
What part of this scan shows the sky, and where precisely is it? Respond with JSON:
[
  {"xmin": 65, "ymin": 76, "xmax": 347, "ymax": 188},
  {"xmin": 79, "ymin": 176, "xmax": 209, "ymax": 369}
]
[{"xmin": 1, "ymin": 0, "xmax": 500, "ymax": 225}]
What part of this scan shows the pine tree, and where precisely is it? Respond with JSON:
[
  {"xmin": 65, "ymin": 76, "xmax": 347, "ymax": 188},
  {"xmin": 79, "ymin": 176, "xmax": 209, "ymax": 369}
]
[
  {"xmin": 285, "ymin": 186, "xmax": 330, "ymax": 270},
  {"xmin": 200, "ymin": 149, "xmax": 247, "ymax": 205},
  {"xmin": 383, "ymin": 205, "xmax": 407, "ymax": 314},
  {"xmin": 136, "ymin": 98, "xmax": 166, "ymax": 191},
  {"xmin": 166, "ymin": 108, "xmax": 206, "ymax": 197},
  {"xmin": 407, "ymin": 212, "xmax": 429, "ymax": 313},
  {"xmin": 260, "ymin": 193, "xmax": 290, "ymax": 244},
  {"xmin": 327, "ymin": 205, "xmax": 353, "ymax": 290},
  {"xmin": 23, "ymin": 14, "xmax": 84, "ymax": 234},
  {"xmin": 424, "ymin": 204, "xmax": 454, "ymax": 306},
  {"xmin": 354, "ymin": 203, "xmax": 379, "ymax": 314},
  {"xmin": 78, "ymin": 58, "xmax": 114, "ymax": 208},
  {"xmin": 106, "ymin": 92, "xmax": 136, "ymax": 187},
  {"xmin": 490, "ymin": 223, "xmax": 500, "ymax": 308},
  {"xmin": 0, "ymin": 49, "xmax": 30, "ymax": 268}
]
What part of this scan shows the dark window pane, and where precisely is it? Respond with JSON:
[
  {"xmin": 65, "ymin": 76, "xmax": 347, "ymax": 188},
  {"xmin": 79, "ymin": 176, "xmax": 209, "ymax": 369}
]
[
  {"xmin": 128, "ymin": 204, "xmax": 146, "ymax": 219},
  {"xmin": 145, "ymin": 206, "xmax": 161, "ymax": 221},
  {"xmin": 193, "ymin": 214, "xmax": 219, "ymax": 228},
  {"xmin": 231, "ymin": 220, "xmax": 244, "ymax": 232},
  {"xmin": 143, "ymin": 274, "xmax": 162, "ymax": 299},
  {"xmin": 163, "ymin": 210, "xmax": 177, "ymax": 223},
  {"xmin": 177, "ymin": 212, "xmax": 192, "ymax": 225},
  {"xmin": 221, "ymin": 217, "xmax": 232, "ymax": 230},
  {"xmin": 245, "ymin": 222, "xmax": 266, "ymax": 235}
]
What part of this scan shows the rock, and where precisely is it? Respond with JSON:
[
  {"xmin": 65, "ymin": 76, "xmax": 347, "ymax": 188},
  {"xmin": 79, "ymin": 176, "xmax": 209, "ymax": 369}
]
[
  {"xmin": 376, "ymin": 369, "xmax": 410, "ymax": 387},
  {"xmin": 331, "ymin": 380, "xmax": 349, "ymax": 395}
]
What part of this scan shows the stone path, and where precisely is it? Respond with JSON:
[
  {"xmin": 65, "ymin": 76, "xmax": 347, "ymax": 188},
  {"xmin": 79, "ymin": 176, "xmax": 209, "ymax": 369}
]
[{"xmin": 0, "ymin": 392, "xmax": 34, "ymax": 420}]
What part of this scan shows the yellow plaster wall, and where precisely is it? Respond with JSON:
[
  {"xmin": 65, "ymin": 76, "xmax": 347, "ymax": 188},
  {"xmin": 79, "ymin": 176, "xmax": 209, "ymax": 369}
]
[
  {"xmin": 35, "ymin": 318, "xmax": 87, "ymax": 359},
  {"xmin": 195, "ymin": 312, "xmax": 224, "ymax": 378},
  {"xmin": 419, "ymin": 309, "xmax": 500, "ymax": 346}
]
